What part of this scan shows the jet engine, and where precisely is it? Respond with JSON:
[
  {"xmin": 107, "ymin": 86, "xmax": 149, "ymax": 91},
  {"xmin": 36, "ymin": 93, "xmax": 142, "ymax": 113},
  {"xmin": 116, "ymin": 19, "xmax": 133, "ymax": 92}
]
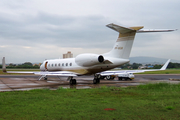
[{"xmin": 75, "ymin": 54, "xmax": 104, "ymax": 67}]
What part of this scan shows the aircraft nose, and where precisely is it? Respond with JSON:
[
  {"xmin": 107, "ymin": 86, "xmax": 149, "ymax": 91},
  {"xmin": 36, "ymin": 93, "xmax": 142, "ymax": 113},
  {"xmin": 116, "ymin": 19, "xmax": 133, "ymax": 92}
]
[{"xmin": 40, "ymin": 64, "xmax": 45, "ymax": 71}]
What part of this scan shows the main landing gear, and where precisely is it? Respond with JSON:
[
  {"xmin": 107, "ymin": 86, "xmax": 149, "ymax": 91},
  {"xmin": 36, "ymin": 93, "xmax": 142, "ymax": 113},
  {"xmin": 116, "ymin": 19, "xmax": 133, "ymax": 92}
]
[
  {"xmin": 38, "ymin": 75, "xmax": 48, "ymax": 81},
  {"xmin": 93, "ymin": 74, "xmax": 101, "ymax": 84},
  {"xmin": 68, "ymin": 76, "xmax": 77, "ymax": 85}
]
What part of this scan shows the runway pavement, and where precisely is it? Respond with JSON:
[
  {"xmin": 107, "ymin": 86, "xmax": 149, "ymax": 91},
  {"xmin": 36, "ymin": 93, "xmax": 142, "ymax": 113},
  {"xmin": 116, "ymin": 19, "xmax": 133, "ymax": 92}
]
[{"xmin": 0, "ymin": 74, "xmax": 180, "ymax": 91}]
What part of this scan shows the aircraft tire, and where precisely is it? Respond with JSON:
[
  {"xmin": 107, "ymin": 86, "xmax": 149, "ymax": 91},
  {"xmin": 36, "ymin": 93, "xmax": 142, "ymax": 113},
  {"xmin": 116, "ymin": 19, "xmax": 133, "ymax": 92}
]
[
  {"xmin": 70, "ymin": 79, "xmax": 76, "ymax": 85},
  {"xmin": 122, "ymin": 78, "xmax": 127, "ymax": 81},
  {"xmin": 106, "ymin": 75, "xmax": 111, "ymax": 80},
  {"xmin": 70, "ymin": 79, "xmax": 73, "ymax": 85},
  {"xmin": 44, "ymin": 77, "xmax": 47, "ymax": 80},
  {"xmin": 73, "ymin": 79, "xmax": 77, "ymax": 84},
  {"xmin": 118, "ymin": 77, "xmax": 122, "ymax": 81},
  {"xmin": 93, "ymin": 78, "xmax": 97, "ymax": 84},
  {"xmin": 97, "ymin": 79, "xmax": 100, "ymax": 83},
  {"xmin": 94, "ymin": 74, "xmax": 101, "ymax": 79}
]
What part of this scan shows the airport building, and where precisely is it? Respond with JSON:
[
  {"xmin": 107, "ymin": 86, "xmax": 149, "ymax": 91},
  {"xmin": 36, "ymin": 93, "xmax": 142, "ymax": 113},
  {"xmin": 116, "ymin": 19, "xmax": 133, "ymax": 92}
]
[{"xmin": 63, "ymin": 51, "xmax": 73, "ymax": 59}]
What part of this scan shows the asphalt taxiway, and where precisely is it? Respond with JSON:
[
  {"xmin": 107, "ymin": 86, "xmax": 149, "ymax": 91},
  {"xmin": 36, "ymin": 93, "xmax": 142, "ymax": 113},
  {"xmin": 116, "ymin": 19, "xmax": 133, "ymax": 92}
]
[{"xmin": 0, "ymin": 74, "xmax": 180, "ymax": 91}]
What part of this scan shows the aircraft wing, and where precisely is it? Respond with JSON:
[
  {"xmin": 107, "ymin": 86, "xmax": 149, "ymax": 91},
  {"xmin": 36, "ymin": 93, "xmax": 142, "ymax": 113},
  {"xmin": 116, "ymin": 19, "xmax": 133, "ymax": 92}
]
[
  {"xmin": 5, "ymin": 71, "xmax": 78, "ymax": 77},
  {"xmin": 99, "ymin": 59, "xmax": 170, "ymax": 76},
  {"xmin": 34, "ymin": 71, "xmax": 77, "ymax": 76}
]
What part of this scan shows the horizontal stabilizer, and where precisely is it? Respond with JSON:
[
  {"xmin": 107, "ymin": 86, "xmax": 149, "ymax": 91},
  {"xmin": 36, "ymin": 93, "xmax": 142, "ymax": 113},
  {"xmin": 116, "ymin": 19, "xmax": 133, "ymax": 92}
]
[
  {"xmin": 106, "ymin": 23, "xmax": 143, "ymax": 34},
  {"xmin": 137, "ymin": 29, "xmax": 177, "ymax": 33}
]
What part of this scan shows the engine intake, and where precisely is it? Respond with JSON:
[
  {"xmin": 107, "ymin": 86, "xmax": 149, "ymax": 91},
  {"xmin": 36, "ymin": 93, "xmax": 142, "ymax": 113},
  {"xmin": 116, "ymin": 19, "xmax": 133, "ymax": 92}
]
[{"xmin": 98, "ymin": 55, "xmax": 104, "ymax": 63}]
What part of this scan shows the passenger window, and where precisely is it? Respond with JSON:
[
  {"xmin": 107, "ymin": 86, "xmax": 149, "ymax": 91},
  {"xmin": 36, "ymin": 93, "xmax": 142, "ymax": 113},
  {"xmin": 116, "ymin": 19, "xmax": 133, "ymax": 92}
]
[
  {"xmin": 55, "ymin": 64, "xmax": 57, "ymax": 67},
  {"xmin": 52, "ymin": 64, "xmax": 53, "ymax": 67},
  {"xmin": 70, "ymin": 63, "xmax": 72, "ymax": 66},
  {"xmin": 58, "ymin": 63, "xmax": 60, "ymax": 66},
  {"xmin": 66, "ymin": 63, "xmax": 68, "ymax": 66},
  {"xmin": 62, "ymin": 63, "xmax": 64, "ymax": 66}
]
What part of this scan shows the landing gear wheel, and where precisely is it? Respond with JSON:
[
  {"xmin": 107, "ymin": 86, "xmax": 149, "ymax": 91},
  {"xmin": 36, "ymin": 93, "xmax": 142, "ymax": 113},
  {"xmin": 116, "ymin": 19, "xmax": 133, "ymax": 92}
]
[
  {"xmin": 93, "ymin": 78, "xmax": 97, "ymax": 84},
  {"xmin": 94, "ymin": 74, "xmax": 101, "ymax": 79},
  {"xmin": 70, "ymin": 79, "xmax": 73, "ymax": 85},
  {"xmin": 106, "ymin": 75, "xmax": 111, "ymax": 80},
  {"xmin": 70, "ymin": 79, "xmax": 76, "ymax": 85},
  {"xmin": 118, "ymin": 77, "xmax": 122, "ymax": 81},
  {"xmin": 97, "ymin": 79, "xmax": 100, "ymax": 83},
  {"xmin": 122, "ymin": 78, "xmax": 127, "ymax": 81},
  {"xmin": 44, "ymin": 77, "xmax": 47, "ymax": 80},
  {"xmin": 93, "ymin": 78, "xmax": 100, "ymax": 84},
  {"xmin": 73, "ymin": 79, "xmax": 76, "ymax": 84}
]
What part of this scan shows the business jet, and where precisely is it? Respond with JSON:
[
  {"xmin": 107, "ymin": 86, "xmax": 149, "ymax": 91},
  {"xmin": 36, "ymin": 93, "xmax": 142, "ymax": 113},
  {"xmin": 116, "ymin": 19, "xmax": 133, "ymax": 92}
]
[{"xmin": 2, "ymin": 23, "xmax": 176, "ymax": 85}]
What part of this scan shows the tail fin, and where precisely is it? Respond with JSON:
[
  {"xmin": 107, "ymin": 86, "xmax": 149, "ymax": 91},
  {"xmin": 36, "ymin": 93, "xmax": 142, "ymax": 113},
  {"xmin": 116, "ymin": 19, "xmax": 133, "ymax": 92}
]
[
  {"xmin": 103, "ymin": 23, "xmax": 143, "ymax": 59},
  {"xmin": 2, "ymin": 57, "xmax": 7, "ymax": 72},
  {"xmin": 103, "ymin": 23, "xmax": 176, "ymax": 59}
]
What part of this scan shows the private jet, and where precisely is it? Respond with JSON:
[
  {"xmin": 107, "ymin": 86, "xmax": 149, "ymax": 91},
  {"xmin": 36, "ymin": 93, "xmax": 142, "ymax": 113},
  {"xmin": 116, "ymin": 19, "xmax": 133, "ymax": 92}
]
[{"xmin": 2, "ymin": 23, "xmax": 176, "ymax": 84}]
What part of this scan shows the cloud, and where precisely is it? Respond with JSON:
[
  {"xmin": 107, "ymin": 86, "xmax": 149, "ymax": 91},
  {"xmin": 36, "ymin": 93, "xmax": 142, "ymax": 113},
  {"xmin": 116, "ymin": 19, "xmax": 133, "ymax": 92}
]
[{"xmin": 0, "ymin": 0, "xmax": 179, "ymax": 63}]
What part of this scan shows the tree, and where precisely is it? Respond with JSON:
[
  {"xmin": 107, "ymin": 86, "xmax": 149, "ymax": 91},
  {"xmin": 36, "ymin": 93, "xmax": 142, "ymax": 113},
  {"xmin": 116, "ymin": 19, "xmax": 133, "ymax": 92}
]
[
  {"xmin": 153, "ymin": 65, "xmax": 162, "ymax": 69},
  {"xmin": 132, "ymin": 63, "xmax": 142, "ymax": 69},
  {"xmin": 22, "ymin": 62, "xmax": 33, "ymax": 66},
  {"xmin": 167, "ymin": 62, "xmax": 180, "ymax": 68}
]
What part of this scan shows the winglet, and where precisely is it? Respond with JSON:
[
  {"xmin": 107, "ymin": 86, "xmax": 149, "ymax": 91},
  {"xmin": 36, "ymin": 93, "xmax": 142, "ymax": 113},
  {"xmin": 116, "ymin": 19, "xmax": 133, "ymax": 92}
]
[
  {"xmin": 160, "ymin": 59, "xmax": 171, "ymax": 70},
  {"xmin": 2, "ymin": 57, "xmax": 7, "ymax": 72}
]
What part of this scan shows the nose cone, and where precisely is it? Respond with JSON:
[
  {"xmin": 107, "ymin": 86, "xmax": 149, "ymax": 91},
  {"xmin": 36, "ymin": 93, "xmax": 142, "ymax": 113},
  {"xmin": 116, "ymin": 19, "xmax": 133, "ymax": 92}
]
[{"xmin": 40, "ymin": 63, "xmax": 45, "ymax": 71}]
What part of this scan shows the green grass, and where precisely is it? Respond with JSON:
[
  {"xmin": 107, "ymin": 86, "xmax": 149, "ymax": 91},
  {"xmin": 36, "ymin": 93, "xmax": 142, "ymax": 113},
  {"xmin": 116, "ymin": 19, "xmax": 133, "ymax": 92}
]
[
  {"xmin": 1, "ymin": 83, "xmax": 180, "ymax": 119},
  {"xmin": 135, "ymin": 69, "xmax": 180, "ymax": 74}
]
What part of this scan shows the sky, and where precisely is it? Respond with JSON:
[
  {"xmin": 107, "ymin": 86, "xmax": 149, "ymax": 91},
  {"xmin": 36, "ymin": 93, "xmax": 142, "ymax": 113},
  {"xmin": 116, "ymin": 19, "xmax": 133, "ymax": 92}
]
[{"xmin": 0, "ymin": 0, "xmax": 179, "ymax": 63}]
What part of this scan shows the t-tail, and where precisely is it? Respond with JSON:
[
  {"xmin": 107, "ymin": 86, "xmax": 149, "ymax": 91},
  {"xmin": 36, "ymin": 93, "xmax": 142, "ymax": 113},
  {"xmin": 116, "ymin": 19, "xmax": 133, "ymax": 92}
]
[{"xmin": 103, "ymin": 23, "xmax": 176, "ymax": 59}]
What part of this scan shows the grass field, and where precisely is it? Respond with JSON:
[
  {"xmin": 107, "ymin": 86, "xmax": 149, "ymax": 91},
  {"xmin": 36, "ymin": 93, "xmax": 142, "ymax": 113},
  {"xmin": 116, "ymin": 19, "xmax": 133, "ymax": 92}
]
[{"xmin": 0, "ymin": 83, "xmax": 180, "ymax": 119}]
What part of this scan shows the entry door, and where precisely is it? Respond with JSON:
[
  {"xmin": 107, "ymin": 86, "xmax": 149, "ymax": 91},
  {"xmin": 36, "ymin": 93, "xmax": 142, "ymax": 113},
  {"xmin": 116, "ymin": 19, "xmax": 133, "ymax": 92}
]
[{"xmin": 45, "ymin": 61, "xmax": 48, "ymax": 71}]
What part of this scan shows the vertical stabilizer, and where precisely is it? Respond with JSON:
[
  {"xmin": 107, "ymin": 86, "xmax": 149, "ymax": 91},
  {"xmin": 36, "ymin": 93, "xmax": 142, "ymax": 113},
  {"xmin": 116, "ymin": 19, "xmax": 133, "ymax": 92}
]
[
  {"xmin": 2, "ymin": 57, "xmax": 7, "ymax": 72},
  {"xmin": 103, "ymin": 23, "xmax": 143, "ymax": 59}
]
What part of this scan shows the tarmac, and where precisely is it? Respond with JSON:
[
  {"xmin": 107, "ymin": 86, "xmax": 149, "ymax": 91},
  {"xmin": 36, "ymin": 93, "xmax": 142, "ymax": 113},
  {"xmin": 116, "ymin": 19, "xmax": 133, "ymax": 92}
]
[{"xmin": 0, "ymin": 74, "xmax": 180, "ymax": 91}]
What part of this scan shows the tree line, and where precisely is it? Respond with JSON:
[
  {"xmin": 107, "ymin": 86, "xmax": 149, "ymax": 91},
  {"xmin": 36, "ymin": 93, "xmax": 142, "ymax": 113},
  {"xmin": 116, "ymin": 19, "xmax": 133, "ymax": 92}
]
[
  {"xmin": 0, "ymin": 62, "xmax": 180, "ymax": 69},
  {"xmin": 0, "ymin": 62, "xmax": 40, "ymax": 69},
  {"xmin": 120, "ymin": 62, "xmax": 180, "ymax": 69}
]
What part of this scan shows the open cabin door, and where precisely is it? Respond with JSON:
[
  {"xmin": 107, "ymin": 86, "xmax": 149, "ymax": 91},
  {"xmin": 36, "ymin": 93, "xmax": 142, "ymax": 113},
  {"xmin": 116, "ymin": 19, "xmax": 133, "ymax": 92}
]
[{"xmin": 45, "ymin": 61, "xmax": 48, "ymax": 71}]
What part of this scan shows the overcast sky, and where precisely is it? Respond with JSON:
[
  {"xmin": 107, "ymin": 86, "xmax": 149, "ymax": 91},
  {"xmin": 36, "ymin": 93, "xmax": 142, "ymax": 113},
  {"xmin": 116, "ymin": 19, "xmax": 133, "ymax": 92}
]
[{"xmin": 0, "ymin": 0, "xmax": 179, "ymax": 63}]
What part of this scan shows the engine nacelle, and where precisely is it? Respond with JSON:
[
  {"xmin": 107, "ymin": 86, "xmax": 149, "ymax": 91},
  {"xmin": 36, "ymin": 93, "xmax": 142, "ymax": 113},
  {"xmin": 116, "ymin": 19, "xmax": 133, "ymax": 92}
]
[{"xmin": 75, "ymin": 54, "xmax": 104, "ymax": 67}]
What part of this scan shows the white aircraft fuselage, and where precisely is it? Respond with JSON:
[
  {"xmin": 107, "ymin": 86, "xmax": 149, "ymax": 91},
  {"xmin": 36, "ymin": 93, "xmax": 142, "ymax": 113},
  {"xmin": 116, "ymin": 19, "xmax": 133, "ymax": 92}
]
[{"xmin": 40, "ymin": 55, "xmax": 129, "ymax": 75}]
